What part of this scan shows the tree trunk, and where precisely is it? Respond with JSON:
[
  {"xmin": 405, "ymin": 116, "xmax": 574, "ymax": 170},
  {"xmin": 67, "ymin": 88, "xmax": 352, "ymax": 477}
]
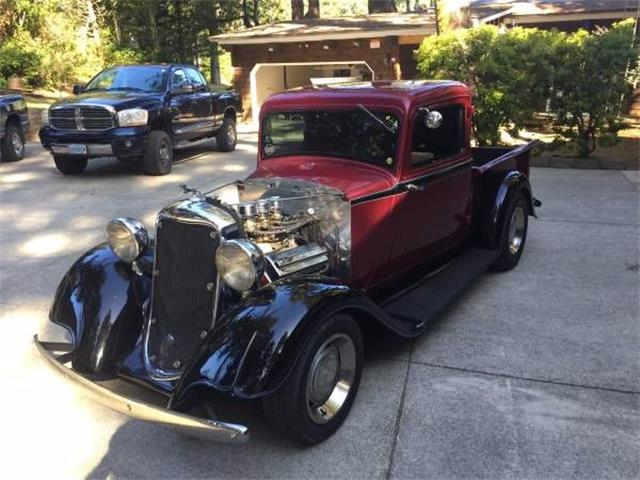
[
  {"xmin": 242, "ymin": 0, "xmax": 252, "ymax": 28},
  {"xmin": 253, "ymin": 0, "xmax": 260, "ymax": 25},
  {"xmin": 291, "ymin": 0, "xmax": 304, "ymax": 20},
  {"xmin": 147, "ymin": 3, "xmax": 161, "ymax": 60},
  {"xmin": 210, "ymin": 42, "xmax": 221, "ymax": 85},
  {"xmin": 306, "ymin": 0, "xmax": 320, "ymax": 18},
  {"xmin": 368, "ymin": 0, "xmax": 397, "ymax": 13}
]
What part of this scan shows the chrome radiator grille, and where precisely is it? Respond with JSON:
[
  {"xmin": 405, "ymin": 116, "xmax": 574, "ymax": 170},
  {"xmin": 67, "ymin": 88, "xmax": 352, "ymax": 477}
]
[
  {"xmin": 146, "ymin": 218, "xmax": 219, "ymax": 376},
  {"xmin": 50, "ymin": 106, "xmax": 114, "ymax": 131}
]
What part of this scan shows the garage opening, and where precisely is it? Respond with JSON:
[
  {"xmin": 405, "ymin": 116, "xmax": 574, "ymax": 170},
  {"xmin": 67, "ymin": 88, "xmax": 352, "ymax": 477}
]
[{"xmin": 249, "ymin": 61, "xmax": 374, "ymax": 124}]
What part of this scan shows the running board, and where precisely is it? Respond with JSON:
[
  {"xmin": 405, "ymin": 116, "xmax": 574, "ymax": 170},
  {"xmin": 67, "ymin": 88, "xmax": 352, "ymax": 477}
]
[{"xmin": 382, "ymin": 248, "xmax": 499, "ymax": 334}]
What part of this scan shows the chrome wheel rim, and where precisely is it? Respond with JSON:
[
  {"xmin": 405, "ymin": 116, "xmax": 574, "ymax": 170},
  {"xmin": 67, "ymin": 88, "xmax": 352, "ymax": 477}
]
[
  {"xmin": 508, "ymin": 206, "xmax": 526, "ymax": 255},
  {"xmin": 227, "ymin": 124, "xmax": 236, "ymax": 144},
  {"xmin": 11, "ymin": 132, "xmax": 23, "ymax": 156},
  {"xmin": 306, "ymin": 333, "xmax": 356, "ymax": 424},
  {"xmin": 158, "ymin": 142, "xmax": 170, "ymax": 165}
]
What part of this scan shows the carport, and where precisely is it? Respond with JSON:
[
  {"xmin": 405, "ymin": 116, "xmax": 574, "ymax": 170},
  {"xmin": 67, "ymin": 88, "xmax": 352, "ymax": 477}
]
[{"xmin": 249, "ymin": 61, "xmax": 374, "ymax": 123}]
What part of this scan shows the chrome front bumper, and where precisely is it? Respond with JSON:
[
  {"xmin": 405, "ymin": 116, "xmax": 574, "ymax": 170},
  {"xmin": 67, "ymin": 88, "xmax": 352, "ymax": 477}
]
[
  {"xmin": 32, "ymin": 335, "xmax": 249, "ymax": 443},
  {"xmin": 50, "ymin": 143, "xmax": 113, "ymax": 156}
]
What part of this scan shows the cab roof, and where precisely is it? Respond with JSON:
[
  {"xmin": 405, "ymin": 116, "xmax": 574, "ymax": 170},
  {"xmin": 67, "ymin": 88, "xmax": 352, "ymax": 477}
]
[{"xmin": 260, "ymin": 80, "xmax": 469, "ymax": 114}]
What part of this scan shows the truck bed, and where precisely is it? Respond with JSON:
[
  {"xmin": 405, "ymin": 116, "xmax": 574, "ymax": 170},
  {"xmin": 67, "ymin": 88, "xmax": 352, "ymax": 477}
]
[{"xmin": 472, "ymin": 141, "xmax": 541, "ymax": 175}]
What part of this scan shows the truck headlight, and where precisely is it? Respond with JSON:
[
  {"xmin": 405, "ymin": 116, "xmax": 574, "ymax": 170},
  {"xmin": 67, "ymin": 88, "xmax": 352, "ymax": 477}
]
[
  {"xmin": 215, "ymin": 239, "xmax": 265, "ymax": 291},
  {"xmin": 41, "ymin": 108, "xmax": 49, "ymax": 126},
  {"xmin": 117, "ymin": 108, "xmax": 148, "ymax": 127},
  {"xmin": 106, "ymin": 217, "xmax": 149, "ymax": 263}
]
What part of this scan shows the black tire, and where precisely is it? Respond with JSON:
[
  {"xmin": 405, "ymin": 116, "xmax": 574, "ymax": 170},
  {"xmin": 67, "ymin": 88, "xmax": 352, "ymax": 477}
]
[
  {"xmin": 216, "ymin": 116, "xmax": 237, "ymax": 152},
  {"xmin": 1, "ymin": 124, "xmax": 25, "ymax": 162},
  {"xmin": 53, "ymin": 155, "xmax": 87, "ymax": 175},
  {"xmin": 491, "ymin": 190, "xmax": 529, "ymax": 271},
  {"xmin": 142, "ymin": 130, "xmax": 173, "ymax": 176},
  {"xmin": 263, "ymin": 313, "xmax": 363, "ymax": 445}
]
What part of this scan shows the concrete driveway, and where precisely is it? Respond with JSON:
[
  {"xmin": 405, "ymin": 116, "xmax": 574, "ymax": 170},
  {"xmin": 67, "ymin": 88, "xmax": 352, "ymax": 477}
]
[{"xmin": 1, "ymin": 132, "xmax": 638, "ymax": 479}]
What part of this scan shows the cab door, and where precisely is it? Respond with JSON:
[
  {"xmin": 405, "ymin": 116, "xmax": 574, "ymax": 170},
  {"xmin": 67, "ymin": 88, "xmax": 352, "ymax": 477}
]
[
  {"xmin": 169, "ymin": 67, "xmax": 204, "ymax": 140},
  {"xmin": 185, "ymin": 67, "xmax": 216, "ymax": 134},
  {"xmin": 387, "ymin": 99, "xmax": 473, "ymax": 275}
]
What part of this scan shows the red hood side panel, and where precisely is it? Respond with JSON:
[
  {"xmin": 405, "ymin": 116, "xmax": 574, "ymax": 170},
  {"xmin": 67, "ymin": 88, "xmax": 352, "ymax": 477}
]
[{"xmin": 250, "ymin": 156, "xmax": 397, "ymax": 201}]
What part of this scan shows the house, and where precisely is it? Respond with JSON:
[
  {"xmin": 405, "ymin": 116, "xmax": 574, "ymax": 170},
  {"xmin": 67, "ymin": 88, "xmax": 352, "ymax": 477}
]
[
  {"xmin": 211, "ymin": 13, "xmax": 437, "ymax": 122},
  {"xmin": 473, "ymin": 0, "xmax": 637, "ymax": 31},
  {"xmin": 211, "ymin": 1, "xmax": 638, "ymax": 122}
]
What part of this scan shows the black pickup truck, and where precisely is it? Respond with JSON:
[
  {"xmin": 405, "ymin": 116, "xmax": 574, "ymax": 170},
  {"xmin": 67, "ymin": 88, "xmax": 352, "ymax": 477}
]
[
  {"xmin": 0, "ymin": 91, "xmax": 29, "ymax": 162},
  {"xmin": 39, "ymin": 64, "xmax": 242, "ymax": 175}
]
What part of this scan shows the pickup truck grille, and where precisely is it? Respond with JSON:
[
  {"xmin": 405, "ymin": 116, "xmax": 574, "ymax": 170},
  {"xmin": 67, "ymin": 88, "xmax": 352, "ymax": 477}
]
[
  {"xmin": 146, "ymin": 218, "xmax": 219, "ymax": 376},
  {"xmin": 50, "ymin": 106, "xmax": 114, "ymax": 131}
]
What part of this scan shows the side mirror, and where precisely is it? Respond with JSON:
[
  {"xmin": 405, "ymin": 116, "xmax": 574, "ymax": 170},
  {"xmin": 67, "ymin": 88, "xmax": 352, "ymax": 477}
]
[
  {"xmin": 72, "ymin": 84, "xmax": 85, "ymax": 95},
  {"xmin": 425, "ymin": 110, "xmax": 443, "ymax": 129}
]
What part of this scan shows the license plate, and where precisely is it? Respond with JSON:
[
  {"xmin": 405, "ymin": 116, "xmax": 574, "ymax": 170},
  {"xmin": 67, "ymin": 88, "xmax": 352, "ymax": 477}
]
[{"xmin": 68, "ymin": 144, "xmax": 87, "ymax": 155}]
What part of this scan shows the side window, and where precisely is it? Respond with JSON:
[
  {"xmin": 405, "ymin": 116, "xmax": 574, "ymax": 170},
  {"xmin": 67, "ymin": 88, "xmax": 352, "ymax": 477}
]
[
  {"xmin": 410, "ymin": 104, "xmax": 465, "ymax": 167},
  {"xmin": 172, "ymin": 69, "xmax": 188, "ymax": 90},
  {"xmin": 186, "ymin": 68, "xmax": 206, "ymax": 89}
]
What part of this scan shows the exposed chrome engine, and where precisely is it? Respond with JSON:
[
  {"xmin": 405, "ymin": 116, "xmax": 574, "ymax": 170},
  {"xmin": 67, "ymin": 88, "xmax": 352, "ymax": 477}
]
[{"xmin": 211, "ymin": 177, "xmax": 351, "ymax": 280}]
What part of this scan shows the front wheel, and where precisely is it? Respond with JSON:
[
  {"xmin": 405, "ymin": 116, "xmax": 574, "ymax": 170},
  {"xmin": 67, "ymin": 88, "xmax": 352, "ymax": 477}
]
[
  {"xmin": 491, "ymin": 191, "xmax": 529, "ymax": 271},
  {"xmin": 216, "ymin": 117, "xmax": 237, "ymax": 152},
  {"xmin": 263, "ymin": 313, "xmax": 363, "ymax": 445},
  {"xmin": 53, "ymin": 155, "xmax": 87, "ymax": 175},
  {"xmin": 142, "ymin": 130, "xmax": 173, "ymax": 176},
  {"xmin": 1, "ymin": 124, "xmax": 25, "ymax": 162}
]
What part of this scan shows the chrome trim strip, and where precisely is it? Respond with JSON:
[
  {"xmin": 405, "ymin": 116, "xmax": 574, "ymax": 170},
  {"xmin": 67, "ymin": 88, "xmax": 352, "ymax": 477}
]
[
  {"xmin": 33, "ymin": 335, "xmax": 249, "ymax": 443},
  {"xmin": 50, "ymin": 143, "xmax": 113, "ymax": 155}
]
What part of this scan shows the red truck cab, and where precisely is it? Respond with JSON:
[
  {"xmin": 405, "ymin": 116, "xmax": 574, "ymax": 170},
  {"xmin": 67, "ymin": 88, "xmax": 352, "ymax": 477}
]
[{"xmin": 253, "ymin": 80, "xmax": 537, "ymax": 293}]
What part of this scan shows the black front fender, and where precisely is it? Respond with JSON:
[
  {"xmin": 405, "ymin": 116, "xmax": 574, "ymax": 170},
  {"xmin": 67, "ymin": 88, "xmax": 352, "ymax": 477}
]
[
  {"xmin": 49, "ymin": 243, "xmax": 151, "ymax": 376},
  {"xmin": 170, "ymin": 277, "xmax": 381, "ymax": 407}
]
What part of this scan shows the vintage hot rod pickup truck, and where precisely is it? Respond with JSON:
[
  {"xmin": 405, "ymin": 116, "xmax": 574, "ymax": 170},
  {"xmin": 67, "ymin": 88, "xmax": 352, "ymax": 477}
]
[
  {"xmin": 34, "ymin": 81, "xmax": 540, "ymax": 445},
  {"xmin": 39, "ymin": 64, "xmax": 241, "ymax": 175}
]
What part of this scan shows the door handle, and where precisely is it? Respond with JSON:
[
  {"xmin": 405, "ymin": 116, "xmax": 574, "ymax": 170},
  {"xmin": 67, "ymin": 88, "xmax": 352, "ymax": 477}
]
[{"xmin": 404, "ymin": 183, "xmax": 424, "ymax": 192}]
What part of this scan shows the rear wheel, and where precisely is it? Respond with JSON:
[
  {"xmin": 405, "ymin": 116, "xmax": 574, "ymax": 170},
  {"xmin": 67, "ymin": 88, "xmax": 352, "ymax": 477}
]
[
  {"xmin": 216, "ymin": 116, "xmax": 237, "ymax": 152},
  {"xmin": 492, "ymin": 191, "xmax": 529, "ymax": 271},
  {"xmin": 53, "ymin": 155, "xmax": 87, "ymax": 175},
  {"xmin": 142, "ymin": 130, "xmax": 173, "ymax": 176},
  {"xmin": 1, "ymin": 124, "xmax": 25, "ymax": 162},
  {"xmin": 263, "ymin": 313, "xmax": 363, "ymax": 445}
]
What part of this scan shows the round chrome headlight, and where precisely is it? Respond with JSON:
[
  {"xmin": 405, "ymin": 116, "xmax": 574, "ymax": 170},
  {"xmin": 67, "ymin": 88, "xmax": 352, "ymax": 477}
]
[
  {"xmin": 215, "ymin": 239, "xmax": 265, "ymax": 292},
  {"xmin": 106, "ymin": 217, "xmax": 149, "ymax": 263}
]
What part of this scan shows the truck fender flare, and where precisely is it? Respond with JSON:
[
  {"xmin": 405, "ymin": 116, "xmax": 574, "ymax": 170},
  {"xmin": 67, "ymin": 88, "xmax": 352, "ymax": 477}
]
[
  {"xmin": 480, "ymin": 171, "xmax": 535, "ymax": 249},
  {"xmin": 49, "ymin": 243, "xmax": 151, "ymax": 376},
  {"xmin": 169, "ymin": 277, "xmax": 393, "ymax": 407}
]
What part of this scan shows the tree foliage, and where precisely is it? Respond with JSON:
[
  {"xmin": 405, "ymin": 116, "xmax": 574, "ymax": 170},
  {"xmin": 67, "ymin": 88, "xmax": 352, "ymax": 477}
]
[{"xmin": 416, "ymin": 20, "xmax": 638, "ymax": 154}]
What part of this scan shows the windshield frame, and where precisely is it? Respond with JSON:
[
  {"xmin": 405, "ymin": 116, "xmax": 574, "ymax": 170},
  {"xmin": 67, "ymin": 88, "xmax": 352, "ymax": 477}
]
[
  {"xmin": 84, "ymin": 66, "xmax": 168, "ymax": 93},
  {"xmin": 259, "ymin": 106, "xmax": 402, "ymax": 170}
]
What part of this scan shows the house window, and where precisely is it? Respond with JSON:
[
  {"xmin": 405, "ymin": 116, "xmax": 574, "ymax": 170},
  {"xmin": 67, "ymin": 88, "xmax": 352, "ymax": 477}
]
[{"xmin": 410, "ymin": 104, "xmax": 465, "ymax": 167}]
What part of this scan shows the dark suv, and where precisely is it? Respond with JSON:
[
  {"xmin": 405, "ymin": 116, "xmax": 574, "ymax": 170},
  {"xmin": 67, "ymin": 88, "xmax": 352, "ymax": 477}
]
[
  {"xmin": 39, "ymin": 64, "xmax": 242, "ymax": 175},
  {"xmin": 0, "ymin": 91, "xmax": 29, "ymax": 162}
]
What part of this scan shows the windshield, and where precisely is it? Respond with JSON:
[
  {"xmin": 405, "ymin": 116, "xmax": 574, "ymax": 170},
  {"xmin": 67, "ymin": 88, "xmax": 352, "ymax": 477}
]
[
  {"xmin": 85, "ymin": 66, "xmax": 167, "ymax": 93},
  {"xmin": 262, "ymin": 110, "xmax": 400, "ymax": 168}
]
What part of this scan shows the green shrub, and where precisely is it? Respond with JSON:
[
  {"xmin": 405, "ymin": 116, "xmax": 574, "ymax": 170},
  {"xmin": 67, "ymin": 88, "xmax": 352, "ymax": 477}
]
[
  {"xmin": 0, "ymin": 31, "xmax": 42, "ymax": 84},
  {"xmin": 415, "ymin": 26, "xmax": 561, "ymax": 145},
  {"xmin": 551, "ymin": 19, "xmax": 638, "ymax": 157},
  {"xmin": 415, "ymin": 20, "xmax": 638, "ymax": 155}
]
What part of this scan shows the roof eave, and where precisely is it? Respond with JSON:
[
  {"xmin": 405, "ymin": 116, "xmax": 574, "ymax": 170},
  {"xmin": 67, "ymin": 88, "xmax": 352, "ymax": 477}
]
[{"xmin": 210, "ymin": 26, "xmax": 437, "ymax": 45}]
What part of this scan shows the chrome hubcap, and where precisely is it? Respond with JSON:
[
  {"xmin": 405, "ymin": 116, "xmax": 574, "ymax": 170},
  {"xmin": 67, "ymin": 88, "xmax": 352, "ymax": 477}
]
[
  {"xmin": 11, "ymin": 132, "xmax": 23, "ymax": 155},
  {"xmin": 158, "ymin": 143, "xmax": 169, "ymax": 164},
  {"xmin": 227, "ymin": 124, "xmax": 236, "ymax": 144},
  {"xmin": 508, "ymin": 206, "xmax": 526, "ymax": 255},
  {"xmin": 306, "ymin": 333, "xmax": 356, "ymax": 424}
]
